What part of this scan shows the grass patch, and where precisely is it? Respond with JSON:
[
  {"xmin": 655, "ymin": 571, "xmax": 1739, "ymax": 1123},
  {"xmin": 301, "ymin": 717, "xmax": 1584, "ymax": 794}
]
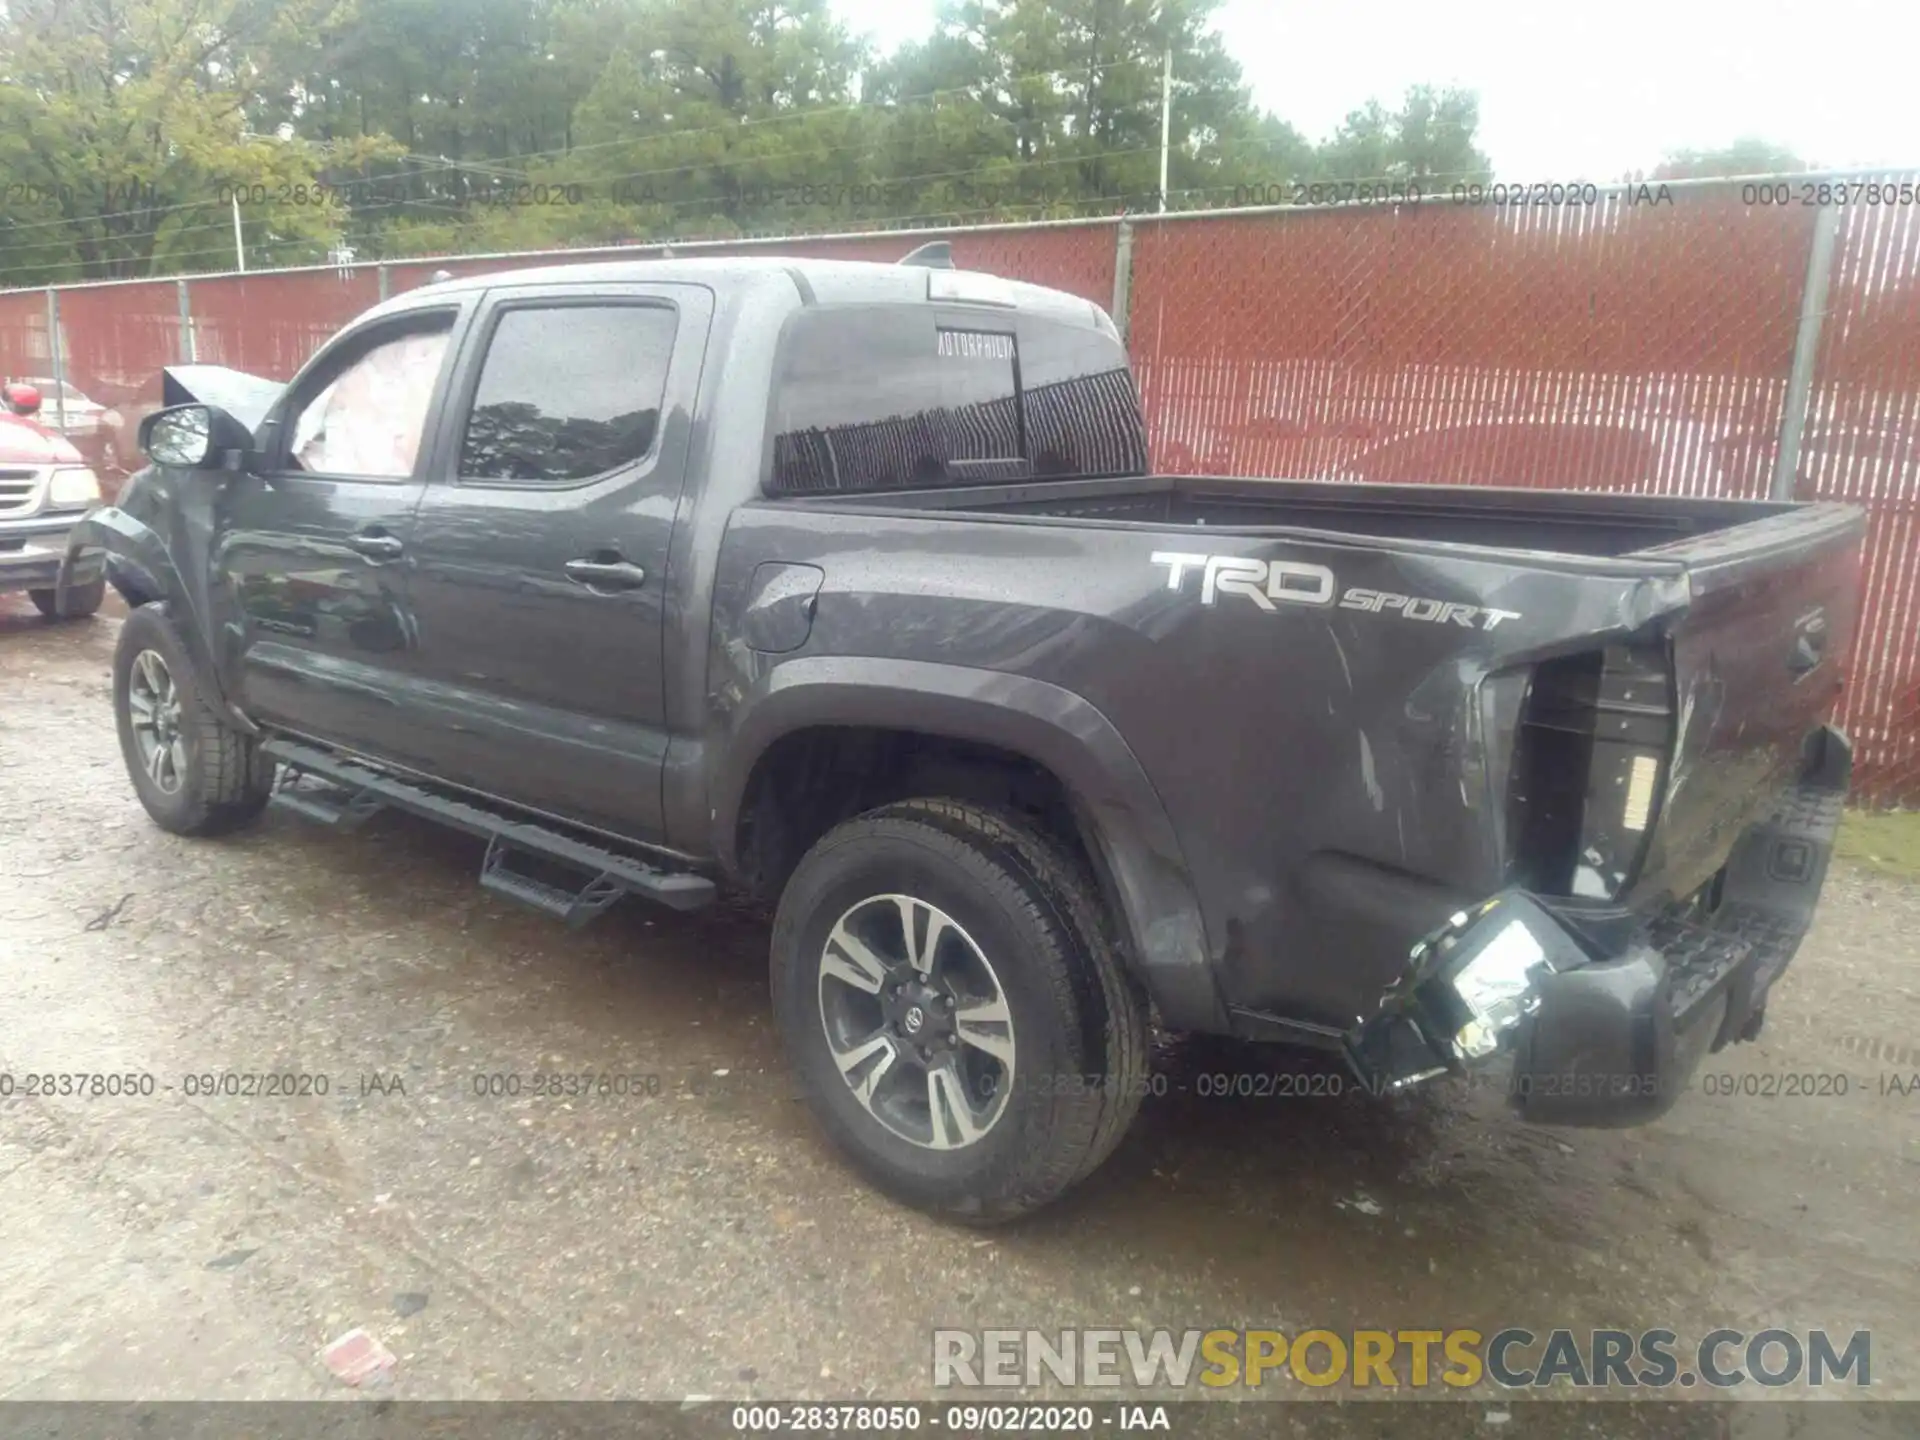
[{"xmin": 1837, "ymin": 810, "xmax": 1920, "ymax": 882}]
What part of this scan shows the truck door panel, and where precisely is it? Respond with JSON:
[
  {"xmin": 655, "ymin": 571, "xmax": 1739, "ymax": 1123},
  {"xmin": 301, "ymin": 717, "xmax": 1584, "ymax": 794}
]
[
  {"xmin": 220, "ymin": 306, "xmax": 466, "ymax": 759},
  {"xmin": 403, "ymin": 284, "xmax": 713, "ymax": 843}
]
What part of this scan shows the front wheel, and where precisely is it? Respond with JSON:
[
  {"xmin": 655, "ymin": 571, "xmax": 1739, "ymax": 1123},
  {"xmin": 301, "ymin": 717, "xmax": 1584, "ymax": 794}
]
[
  {"xmin": 771, "ymin": 799, "xmax": 1149, "ymax": 1223},
  {"xmin": 112, "ymin": 603, "xmax": 276, "ymax": 835}
]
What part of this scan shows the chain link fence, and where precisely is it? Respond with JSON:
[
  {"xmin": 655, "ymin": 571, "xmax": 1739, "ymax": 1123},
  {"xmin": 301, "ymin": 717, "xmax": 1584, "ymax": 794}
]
[
  {"xmin": 1126, "ymin": 194, "xmax": 1815, "ymax": 492},
  {"xmin": 1798, "ymin": 190, "xmax": 1920, "ymax": 810},
  {"xmin": 2, "ymin": 176, "xmax": 1916, "ymax": 803}
]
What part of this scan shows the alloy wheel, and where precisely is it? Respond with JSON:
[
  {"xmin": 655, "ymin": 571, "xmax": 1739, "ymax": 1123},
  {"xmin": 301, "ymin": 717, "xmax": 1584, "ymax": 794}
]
[
  {"xmin": 126, "ymin": 649, "xmax": 186, "ymax": 795},
  {"xmin": 817, "ymin": 893, "xmax": 1016, "ymax": 1150}
]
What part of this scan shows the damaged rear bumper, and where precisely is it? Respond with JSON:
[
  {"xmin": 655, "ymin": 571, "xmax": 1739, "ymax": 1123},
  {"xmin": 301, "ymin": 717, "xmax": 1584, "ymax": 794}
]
[{"xmin": 1345, "ymin": 730, "xmax": 1850, "ymax": 1127}]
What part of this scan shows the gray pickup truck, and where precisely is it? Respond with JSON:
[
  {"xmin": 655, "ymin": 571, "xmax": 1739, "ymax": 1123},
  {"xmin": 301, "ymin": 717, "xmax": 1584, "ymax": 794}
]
[{"xmin": 70, "ymin": 253, "xmax": 1865, "ymax": 1221}]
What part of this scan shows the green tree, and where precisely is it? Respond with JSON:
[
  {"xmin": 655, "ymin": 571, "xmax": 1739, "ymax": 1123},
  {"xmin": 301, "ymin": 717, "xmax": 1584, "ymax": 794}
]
[
  {"xmin": 274, "ymin": 0, "xmax": 623, "ymax": 253},
  {"xmin": 1310, "ymin": 86, "xmax": 1491, "ymax": 187},
  {"xmin": 864, "ymin": 23, "xmax": 1011, "ymax": 222},
  {"xmin": 0, "ymin": 0, "xmax": 391, "ymax": 283},
  {"xmin": 0, "ymin": 0, "xmax": 1498, "ymax": 281},
  {"xmin": 1654, "ymin": 138, "xmax": 1809, "ymax": 180},
  {"xmin": 459, "ymin": 0, "xmax": 882, "ymax": 244},
  {"xmin": 865, "ymin": 0, "xmax": 1296, "ymax": 219}
]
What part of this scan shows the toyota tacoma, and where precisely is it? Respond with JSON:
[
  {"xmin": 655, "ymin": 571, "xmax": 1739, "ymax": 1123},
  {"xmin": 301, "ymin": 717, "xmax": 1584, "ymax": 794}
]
[{"xmin": 69, "ymin": 253, "xmax": 1865, "ymax": 1220}]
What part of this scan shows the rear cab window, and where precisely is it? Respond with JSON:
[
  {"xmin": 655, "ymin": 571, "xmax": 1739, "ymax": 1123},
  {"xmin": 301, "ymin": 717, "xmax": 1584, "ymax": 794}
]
[{"xmin": 767, "ymin": 305, "xmax": 1147, "ymax": 494}]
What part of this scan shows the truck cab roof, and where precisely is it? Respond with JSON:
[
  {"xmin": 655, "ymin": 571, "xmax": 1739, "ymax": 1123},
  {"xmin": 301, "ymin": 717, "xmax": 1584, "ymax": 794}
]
[{"xmin": 383, "ymin": 255, "xmax": 1115, "ymax": 333}]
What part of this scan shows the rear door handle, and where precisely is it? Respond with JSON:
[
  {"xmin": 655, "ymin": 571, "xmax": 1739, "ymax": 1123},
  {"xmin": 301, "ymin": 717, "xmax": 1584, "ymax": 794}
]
[
  {"xmin": 564, "ymin": 558, "xmax": 648, "ymax": 591},
  {"xmin": 347, "ymin": 530, "xmax": 405, "ymax": 561}
]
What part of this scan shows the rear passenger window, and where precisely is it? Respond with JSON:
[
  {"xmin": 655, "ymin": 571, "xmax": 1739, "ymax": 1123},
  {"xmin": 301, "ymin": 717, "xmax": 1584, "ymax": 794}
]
[{"xmin": 459, "ymin": 305, "xmax": 677, "ymax": 483}]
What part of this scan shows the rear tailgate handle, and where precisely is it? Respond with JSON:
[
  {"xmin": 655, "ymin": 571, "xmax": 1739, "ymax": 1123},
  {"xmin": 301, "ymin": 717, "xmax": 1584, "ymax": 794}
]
[
  {"xmin": 1788, "ymin": 612, "xmax": 1829, "ymax": 675},
  {"xmin": 565, "ymin": 557, "xmax": 648, "ymax": 591}
]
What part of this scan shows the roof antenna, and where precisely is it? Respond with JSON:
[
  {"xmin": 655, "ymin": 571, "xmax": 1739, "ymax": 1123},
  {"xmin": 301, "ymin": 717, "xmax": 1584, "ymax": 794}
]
[{"xmin": 898, "ymin": 241, "xmax": 954, "ymax": 269}]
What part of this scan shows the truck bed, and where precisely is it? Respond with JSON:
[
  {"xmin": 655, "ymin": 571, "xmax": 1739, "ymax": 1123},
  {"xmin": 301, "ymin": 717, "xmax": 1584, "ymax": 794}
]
[
  {"xmin": 793, "ymin": 472, "xmax": 1804, "ymax": 560},
  {"xmin": 759, "ymin": 469, "xmax": 1864, "ymax": 1019}
]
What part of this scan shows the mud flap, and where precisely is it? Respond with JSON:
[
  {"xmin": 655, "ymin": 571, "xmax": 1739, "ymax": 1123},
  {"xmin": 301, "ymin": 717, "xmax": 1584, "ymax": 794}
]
[
  {"xmin": 65, "ymin": 507, "xmax": 159, "ymax": 597},
  {"xmin": 51, "ymin": 536, "xmax": 106, "ymax": 607}
]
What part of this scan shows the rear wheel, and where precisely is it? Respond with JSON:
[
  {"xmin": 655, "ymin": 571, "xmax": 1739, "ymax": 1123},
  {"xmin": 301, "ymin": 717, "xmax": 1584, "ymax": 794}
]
[
  {"xmin": 771, "ymin": 799, "xmax": 1148, "ymax": 1223},
  {"xmin": 29, "ymin": 577, "xmax": 104, "ymax": 619},
  {"xmin": 113, "ymin": 603, "xmax": 276, "ymax": 835}
]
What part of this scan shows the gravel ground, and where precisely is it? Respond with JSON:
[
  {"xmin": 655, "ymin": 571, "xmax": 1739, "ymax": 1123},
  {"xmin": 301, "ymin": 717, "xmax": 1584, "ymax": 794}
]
[{"xmin": 3, "ymin": 597, "xmax": 1917, "ymax": 1432}]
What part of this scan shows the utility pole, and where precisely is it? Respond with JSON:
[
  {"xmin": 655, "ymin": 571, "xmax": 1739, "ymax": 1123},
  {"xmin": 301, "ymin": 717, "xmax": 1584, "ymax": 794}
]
[
  {"xmin": 231, "ymin": 192, "xmax": 247, "ymax": 273},
  {"xmin": 1158, "ymin": 47, "xmax": 1172, "ymax": 214}
]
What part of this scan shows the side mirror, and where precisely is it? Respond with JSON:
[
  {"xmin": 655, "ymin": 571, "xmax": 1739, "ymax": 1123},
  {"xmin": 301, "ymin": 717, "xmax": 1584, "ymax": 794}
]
[
  {"xmin": 139, "ymin": 403, "xmax": 254, "ymax": 469},
  {"xmin": 2, "ymin": 382, "xmax": 42, "ymax": 417}
]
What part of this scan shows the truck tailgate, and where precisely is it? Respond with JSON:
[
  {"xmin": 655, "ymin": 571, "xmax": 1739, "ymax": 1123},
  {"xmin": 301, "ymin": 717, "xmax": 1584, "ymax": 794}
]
[
  {"xmin": 1636, "ymin": 505, "xmax": 1865, "ymax": 905},
  {"xmin": 1344, "ymin": 504, "xmax": 1863, "ymax": 1118}
]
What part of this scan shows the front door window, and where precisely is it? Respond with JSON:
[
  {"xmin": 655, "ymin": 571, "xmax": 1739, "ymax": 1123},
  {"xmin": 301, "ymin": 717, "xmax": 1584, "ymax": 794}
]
[{"xmin": 289, "ymin": 327, "xmax": 451, "ymax": 478}]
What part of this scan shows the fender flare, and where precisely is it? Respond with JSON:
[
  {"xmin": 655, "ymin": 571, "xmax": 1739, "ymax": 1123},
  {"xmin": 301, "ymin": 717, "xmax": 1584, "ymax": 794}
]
[
  {"xmin": 712, "ymin": 655, "xmax": 1223, "ymax": 1031},
  {"xmin": 66, "ymin": 507, "xmax": 245, "ymax": 727}
]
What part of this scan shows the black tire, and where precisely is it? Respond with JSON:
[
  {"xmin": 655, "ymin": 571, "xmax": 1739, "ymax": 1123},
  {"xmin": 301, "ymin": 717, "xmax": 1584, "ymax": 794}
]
[
  {"xmin": 29, "ymin": 577, "xmax": 105, "ymax": 619},
  {"xmin": 113, "ymin": 603, "xmax": 276, "ymax": 836},
  {"xmin": 771, "ymin": 799, "xmax": 1149, "ymax": 1223}
]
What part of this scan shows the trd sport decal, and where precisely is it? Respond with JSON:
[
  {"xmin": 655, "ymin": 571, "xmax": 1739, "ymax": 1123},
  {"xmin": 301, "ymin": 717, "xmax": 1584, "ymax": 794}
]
[{"xmin": 1150, "ymin": 552, "xmax": 1522, "ymax": 631}]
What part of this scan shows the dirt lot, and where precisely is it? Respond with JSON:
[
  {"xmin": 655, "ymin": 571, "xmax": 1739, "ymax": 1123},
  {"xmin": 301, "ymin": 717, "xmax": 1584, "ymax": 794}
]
[{"xmin": 3, "ymin": 597, "xmax": 1918, "ymax": 1429}]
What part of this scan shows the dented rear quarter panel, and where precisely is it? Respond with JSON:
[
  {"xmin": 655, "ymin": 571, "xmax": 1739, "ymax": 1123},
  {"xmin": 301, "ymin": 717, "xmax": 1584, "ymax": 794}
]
[{"xmin": 706, "ymin": 501, "xmax": 1739, "ymax": 1030}]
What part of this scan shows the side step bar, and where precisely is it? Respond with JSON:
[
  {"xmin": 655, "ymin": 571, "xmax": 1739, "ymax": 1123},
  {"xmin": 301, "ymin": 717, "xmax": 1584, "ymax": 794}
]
[{"xmin": 262, "ymin": 739, "xmax": 716, "ymax": 926}]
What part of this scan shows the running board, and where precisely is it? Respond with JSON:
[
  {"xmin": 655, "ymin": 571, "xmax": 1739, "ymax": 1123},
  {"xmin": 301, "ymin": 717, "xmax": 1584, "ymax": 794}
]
[
  {"xmin": 262, "ymin": 739, "xmax": 716, "ymax": 924},
  {"xmin": 269, "ymin": 774, "xmax": 387, "ymax": 830}
]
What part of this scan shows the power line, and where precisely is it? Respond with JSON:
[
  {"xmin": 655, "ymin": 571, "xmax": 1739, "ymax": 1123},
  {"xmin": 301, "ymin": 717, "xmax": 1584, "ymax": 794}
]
[
  {"xmin": 0, "ymin": 143, "xmax": 1184, "ymax": 284},
  {"xmin": 0, "ymin": 58, "xmax": 1497, "ymax": 286},
  {"xmin": 0, "ymin": 193, "xmax": 1152, "ymax": 286},
  {"xmin": 0, "ymin": 154, "xmax": 1532, "ymax": 286},
  {"xmin": 0, "ymin": 116, "xmax": 1489, "ymax": 265}
]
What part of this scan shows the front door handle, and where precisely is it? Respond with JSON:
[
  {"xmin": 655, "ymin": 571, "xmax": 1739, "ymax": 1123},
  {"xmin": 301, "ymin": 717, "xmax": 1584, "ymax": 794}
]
[
  {"xmin": 564, "ymin": 557, "xmax": 648, "ymax": 591},
  {"xmin": 347, "ymin": 530, "xmax": 405, "ymax": 562}
]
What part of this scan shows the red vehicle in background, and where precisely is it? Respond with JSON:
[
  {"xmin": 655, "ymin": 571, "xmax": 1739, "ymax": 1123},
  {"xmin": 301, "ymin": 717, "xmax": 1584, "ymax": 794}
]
[{"xmin": 0, "ymin": 381, "xmax": 106, "ymax": 619}]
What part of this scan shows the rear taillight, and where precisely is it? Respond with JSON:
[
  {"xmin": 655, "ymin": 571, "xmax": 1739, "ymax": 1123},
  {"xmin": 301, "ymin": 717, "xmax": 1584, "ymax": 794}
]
[{"xmin": 1506, "ymin": 645, "xmax": 1673, "ymax": 899}]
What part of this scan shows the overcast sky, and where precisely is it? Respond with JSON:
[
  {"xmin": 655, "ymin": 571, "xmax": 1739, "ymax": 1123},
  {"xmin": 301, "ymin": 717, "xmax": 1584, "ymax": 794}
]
[{"xmin": 830, "ymin": 0, "xmax": 1920, "ymax": 180}]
